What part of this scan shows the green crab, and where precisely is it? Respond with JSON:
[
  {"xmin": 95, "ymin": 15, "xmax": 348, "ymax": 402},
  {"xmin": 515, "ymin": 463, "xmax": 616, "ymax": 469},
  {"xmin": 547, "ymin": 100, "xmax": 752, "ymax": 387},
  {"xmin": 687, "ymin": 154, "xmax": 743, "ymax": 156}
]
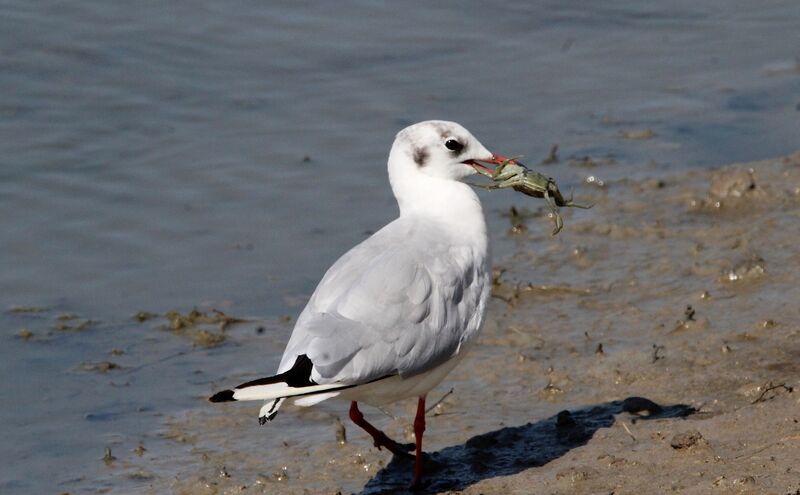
[{"xmin": 470, "ymin": 156, "xmax": 591, "ymax": 235}]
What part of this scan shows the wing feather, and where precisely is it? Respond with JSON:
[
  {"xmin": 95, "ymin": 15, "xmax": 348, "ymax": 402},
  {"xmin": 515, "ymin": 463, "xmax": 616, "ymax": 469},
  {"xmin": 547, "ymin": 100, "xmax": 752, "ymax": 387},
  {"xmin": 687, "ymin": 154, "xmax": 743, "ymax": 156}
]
[{"xmin": 278, "ymin": 218, "xmax": 487, "ymax": 386}]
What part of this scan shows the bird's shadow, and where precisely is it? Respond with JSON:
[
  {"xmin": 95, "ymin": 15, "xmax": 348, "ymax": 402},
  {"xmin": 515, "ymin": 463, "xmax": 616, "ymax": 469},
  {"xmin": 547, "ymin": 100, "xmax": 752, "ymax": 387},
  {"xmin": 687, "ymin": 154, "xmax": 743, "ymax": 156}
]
[{"xmin": 358, "ymin": 396, "xmax": 695, "ymax": 494}]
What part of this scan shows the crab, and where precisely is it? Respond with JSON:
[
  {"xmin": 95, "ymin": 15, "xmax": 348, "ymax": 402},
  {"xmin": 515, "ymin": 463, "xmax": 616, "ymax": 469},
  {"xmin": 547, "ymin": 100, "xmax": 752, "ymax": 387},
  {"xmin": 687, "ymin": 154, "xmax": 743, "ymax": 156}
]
[{"xmin": 470, "ymin": 156, "xmax": 592, "ymax": 235}]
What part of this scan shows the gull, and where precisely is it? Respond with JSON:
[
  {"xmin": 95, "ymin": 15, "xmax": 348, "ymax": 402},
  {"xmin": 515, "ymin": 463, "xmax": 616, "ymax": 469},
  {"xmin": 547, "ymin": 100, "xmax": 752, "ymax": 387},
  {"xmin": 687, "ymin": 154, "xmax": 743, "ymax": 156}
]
[{"xmin": 210, "ymin": 120, "xmax": 512, "ymax": 487}]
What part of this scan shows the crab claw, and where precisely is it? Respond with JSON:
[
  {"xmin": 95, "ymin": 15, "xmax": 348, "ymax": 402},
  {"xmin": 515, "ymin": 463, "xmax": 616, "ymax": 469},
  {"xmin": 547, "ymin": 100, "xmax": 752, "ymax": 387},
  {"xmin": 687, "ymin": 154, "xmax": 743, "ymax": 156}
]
[{"xmin": 463, "ymin": 154, "xmax": 519, "ymax": 176}]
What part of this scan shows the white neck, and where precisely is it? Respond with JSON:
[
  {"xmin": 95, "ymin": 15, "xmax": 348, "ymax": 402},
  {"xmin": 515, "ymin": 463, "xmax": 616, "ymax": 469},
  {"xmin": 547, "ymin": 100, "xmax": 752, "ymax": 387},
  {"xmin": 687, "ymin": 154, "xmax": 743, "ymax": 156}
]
[{"xmin": 387, "ymin": 148, "xmax": 488, "ymax": 247}]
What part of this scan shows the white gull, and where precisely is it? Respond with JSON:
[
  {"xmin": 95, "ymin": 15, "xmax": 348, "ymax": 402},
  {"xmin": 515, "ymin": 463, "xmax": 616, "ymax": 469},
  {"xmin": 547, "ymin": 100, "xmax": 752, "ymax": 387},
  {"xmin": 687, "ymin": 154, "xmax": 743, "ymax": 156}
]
[{"xmin": 210, "ymin": 120, "xmax": 512, "ymax": 487}]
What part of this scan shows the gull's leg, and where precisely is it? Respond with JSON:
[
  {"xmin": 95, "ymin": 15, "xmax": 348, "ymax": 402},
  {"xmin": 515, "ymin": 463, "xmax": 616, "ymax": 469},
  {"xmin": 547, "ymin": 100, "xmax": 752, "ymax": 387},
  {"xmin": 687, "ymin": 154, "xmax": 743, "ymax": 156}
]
[
  {"xmin": 411, "ymin": 395, "xmax": 426, "ymax": 489},
  {"xmin": 348, "ymin": 401, "xmax": 413, "ymax": 458}
]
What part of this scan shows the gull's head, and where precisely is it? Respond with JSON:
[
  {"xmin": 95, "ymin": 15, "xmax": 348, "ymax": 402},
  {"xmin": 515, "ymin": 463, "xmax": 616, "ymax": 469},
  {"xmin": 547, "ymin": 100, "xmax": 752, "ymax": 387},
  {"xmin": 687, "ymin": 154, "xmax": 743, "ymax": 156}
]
[{"xmin": 389, "ymin": 120, "xmax": 510, "ymax": 182}]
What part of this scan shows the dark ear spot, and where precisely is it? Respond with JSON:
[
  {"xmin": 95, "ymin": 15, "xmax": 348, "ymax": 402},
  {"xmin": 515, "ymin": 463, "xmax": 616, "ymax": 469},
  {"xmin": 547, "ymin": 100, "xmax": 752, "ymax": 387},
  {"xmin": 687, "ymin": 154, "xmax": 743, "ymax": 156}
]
[{"xmin": 413, "ymin": 147, "xmax": 429, "ymax": 167}]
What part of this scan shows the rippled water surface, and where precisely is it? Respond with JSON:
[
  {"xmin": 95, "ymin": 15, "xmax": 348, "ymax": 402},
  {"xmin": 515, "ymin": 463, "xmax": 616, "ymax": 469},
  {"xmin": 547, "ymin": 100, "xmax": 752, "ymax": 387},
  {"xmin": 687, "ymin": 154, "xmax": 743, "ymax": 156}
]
[{"xmin": 1, "ymin": 1, "xmax": 798, "ymax": 493}]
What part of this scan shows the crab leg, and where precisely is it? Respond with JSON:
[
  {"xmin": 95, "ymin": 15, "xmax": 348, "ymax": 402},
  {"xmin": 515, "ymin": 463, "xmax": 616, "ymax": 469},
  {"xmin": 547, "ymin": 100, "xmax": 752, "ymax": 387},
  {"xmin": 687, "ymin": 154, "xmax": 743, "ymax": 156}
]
[{"xmin": 543, "ymin": 189, "xmax": 564, "ymax": 235}]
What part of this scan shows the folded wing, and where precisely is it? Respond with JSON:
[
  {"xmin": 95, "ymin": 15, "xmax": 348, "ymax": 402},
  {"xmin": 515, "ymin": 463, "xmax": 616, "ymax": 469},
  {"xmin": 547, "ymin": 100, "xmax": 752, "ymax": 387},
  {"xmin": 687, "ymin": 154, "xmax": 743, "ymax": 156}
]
[{"xmin": 278, "ymin": 218, "xmax": 484, "ymax": 386}]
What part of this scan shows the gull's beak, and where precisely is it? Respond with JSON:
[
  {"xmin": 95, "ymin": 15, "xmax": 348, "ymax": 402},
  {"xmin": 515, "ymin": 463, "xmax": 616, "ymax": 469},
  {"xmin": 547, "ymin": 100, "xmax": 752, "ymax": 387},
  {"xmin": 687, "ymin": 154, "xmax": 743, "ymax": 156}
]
[{"xmin": 463, "ymin": 154, "xmax": 516, "ymax": 175}]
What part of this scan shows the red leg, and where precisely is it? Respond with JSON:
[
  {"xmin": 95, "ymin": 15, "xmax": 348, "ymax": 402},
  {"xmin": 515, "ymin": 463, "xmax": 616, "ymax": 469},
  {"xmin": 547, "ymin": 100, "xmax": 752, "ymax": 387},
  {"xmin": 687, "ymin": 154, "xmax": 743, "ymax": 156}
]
[
  {"xmin": 411, "ymin": 395, "xmax": 426, "ymax": 488},
  {"xmin": 349, "ymin": 401, "xmax": 413, "ymax": 458}
]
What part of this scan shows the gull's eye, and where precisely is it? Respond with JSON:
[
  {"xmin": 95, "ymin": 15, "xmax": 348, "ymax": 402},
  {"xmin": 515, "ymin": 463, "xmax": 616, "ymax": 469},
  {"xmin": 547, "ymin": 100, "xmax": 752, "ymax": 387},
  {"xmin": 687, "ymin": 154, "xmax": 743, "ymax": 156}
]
[{"xmin": 444, "ymin": 139, "xmax": 463, "ymax": 152}]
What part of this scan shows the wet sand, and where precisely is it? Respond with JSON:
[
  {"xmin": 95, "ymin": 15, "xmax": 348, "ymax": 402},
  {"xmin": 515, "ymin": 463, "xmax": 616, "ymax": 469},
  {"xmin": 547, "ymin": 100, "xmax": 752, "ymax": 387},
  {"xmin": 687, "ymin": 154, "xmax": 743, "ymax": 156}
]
[{"xmin": 146, "ymin": 152, "xmax": 800, "ymax": 494}]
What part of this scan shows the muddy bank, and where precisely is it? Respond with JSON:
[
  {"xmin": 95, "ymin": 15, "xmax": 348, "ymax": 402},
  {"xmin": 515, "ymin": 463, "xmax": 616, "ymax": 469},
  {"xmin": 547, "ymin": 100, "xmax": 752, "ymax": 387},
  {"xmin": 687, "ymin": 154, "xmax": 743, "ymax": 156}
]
[{"xmin": 131, "ymin": 152, "xmax": 798, "ymax": 495}]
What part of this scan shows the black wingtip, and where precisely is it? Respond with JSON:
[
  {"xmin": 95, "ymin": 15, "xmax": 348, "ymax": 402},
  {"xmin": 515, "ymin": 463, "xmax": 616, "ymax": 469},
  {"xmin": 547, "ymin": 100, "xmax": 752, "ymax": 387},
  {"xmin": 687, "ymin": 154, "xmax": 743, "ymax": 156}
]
[
  {"xmin": 209, "ymin": 389, "xmax": 236, "ymax": 403},
  {"xmin": 258, "ymin": 410, "xmax": 279, "ymax": 425}
]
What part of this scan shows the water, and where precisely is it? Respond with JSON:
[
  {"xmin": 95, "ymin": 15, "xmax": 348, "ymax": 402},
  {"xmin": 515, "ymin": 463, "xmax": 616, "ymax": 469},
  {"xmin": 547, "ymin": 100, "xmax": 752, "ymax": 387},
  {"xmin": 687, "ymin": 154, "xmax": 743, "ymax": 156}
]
[{"xmin": 0, "ymin": 1, "xmax": 798, "ymax": 493}]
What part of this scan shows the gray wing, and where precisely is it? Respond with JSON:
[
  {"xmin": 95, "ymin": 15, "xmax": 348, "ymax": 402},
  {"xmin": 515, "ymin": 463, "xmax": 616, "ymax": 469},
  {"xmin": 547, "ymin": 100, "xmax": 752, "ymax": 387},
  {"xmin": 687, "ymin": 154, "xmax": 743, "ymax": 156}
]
[{"xmin": 277, "ymin": 218, "xmax": 486, "ymax": 385}]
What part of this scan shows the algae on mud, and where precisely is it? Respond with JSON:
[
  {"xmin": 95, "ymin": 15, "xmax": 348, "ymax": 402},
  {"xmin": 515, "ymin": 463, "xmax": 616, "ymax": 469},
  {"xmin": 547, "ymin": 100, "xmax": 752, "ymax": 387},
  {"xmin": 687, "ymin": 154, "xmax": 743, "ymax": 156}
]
[{"xmin": 158, "ymin": 309, "xmax": 251, "ymax": 348}]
